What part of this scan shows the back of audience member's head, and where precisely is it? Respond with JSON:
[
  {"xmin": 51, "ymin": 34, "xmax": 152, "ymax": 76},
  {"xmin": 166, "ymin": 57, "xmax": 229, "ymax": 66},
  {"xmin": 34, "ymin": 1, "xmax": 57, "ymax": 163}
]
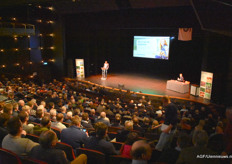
[
  {"xmin": 40, "ymin": 101, "xmax": 46, "ymax": 108},
  {"xmin": 125, "ymin": 132, "xmax": 139, "ymax": 145},
  {"xmin": 31, "ymin": 99, "xmax": 37, "ymax": 105},
  {"xmin": 125, "ymin": 121, "xmax": 133, "ymax": 131},
  {"xmin": 7, "ymin": 117, "xmax": 22, "ymax": 136},
  {"xmin": 73, "ymin": 109, "xmax": 80, "ymax": 116},
  {"xmin": 143, "ymin": 117, "xmax": 150, "ymax": 125},
  {"xmin": 18, "ymin": 111, "xmax": 28, "ymax": 123},
  {"xmin": 61, "ymin": 106, "xmax": 66, "ymax": 113},
  {"xmin": 37, "ymin": 105, "xmax": 45, "ymax": 112},
  {"xmin": 82, "ymin": 113, "xmax": 89, "ymax": 121},
  {"xmin": 90, "ymin": 109, "xmax": 95, "ymax": 115},
  {"xmin": 152, "ymin": 120, "xmax": 159, "ymax": 126},
  {"xmin": 18, "ymin": 100, "xmax": 25, "ymax": 106},
  {"xmin": 36, "ymin": 109, "xmax": 44, "ymax": 118},
  {"xmin": 192, "ymin": 130, "xmax": 208, "ymax": 147},
  {"xmin": 70, "ymin": 115, "xmax": 80, "ymax": 127},
  {"xmin": 39, "ymin": 130, "xmax": 57, "ymax": 149},
  {"xmin": 131, "ymin": 140, "xmax": 152, "ymax": 161},
  {"xmin": 114, "ymin": 114, "xmax": 121, "ymax": 124},
  {"xmin": 66, "ymin": 111, "xmax": 73, "ymax": 119},
  {"xmin": 3, "ymin": 103, "xmax": 13, "ymax": 115},
  {"xmin": 50, "ymin": 109, "xmax": 57, "ymax": 117},
  {"xmin": 41, "ymin": 116, "xmax": 51, "ymax": 128},
  {"xmin": 8, "ymin": 92, "xmax": 14, "ymax": 99},
  {"xmin": 13, "ymin": 103, "xmax": 19, "ymax": 111},
  {"xmin": 27, "ymin": 101, "xmax": 34, "ymax": 108},
  {"xmin": 100, "ymin": 112, "xmax": 106, "ymax": 118},
  {"xmin": 133, "ymin": 117, "xmax": 139, "ymax": 125},
  {"xmin": 115, "ymin": 114, "xmax": 121, "ymax": 120},
  {"xmin": 94, "ymin": 122, "xmax": 107, "ymax": 139},
  {"xmin": 22, "ymin": 105, "xmax": 30, "ymax": 114},
  {"xmin": 47, "ymin": 102, "xmax": 55, "ymax": 109},
  {"xmin": 0, "ymin": 113, "xmax": 10, "ymax": 127},
  {"xmin": 56, "ymin": 113, "xmax": 64, "ymax": 122}
]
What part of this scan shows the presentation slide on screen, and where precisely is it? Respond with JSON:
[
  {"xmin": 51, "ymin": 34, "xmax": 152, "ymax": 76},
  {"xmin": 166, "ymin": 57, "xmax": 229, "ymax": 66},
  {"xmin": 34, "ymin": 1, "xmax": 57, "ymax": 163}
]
[{"xmin": 133, "ymin": 36, "xmax": 170, "ymax": 60}]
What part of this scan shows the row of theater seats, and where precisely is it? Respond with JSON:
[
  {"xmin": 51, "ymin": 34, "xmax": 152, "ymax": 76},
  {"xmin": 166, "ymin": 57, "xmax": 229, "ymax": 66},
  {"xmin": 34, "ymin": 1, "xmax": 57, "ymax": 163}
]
[
  {"xmin": 0, "ymin": 119, "xmax": 161, "ymax": 164},
  {"xmin": 0, "ymin": 147, "xmax": 134, "ymax": 164}
]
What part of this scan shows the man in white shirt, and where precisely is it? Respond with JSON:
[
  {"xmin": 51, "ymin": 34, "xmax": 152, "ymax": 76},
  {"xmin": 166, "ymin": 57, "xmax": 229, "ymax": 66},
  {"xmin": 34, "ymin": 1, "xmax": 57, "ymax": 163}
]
[
  {"xmin": 177, "ymin": 73, "xmax": 184, "ymax": 82},
  {"xmin": 51, "ymin": 113, "xmax": 66, "ymax": 131},
  {"xmin": 102, "ymin": 61, "xmax": 109, "ymax": 78}
]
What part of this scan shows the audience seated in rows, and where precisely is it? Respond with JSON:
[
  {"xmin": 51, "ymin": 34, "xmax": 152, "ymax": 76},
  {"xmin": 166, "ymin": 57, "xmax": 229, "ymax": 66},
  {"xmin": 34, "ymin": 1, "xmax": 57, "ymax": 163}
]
[{"xmin": 0, "ymin": 78, "xmax": 230, "ymax": 164}]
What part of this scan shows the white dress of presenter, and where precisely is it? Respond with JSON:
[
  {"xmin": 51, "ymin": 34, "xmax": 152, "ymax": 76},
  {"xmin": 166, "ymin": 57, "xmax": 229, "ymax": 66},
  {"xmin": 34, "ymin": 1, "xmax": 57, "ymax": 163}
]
[{"xmin": 102, "ymin": 61, "xmax": 109, "ymax": 78}]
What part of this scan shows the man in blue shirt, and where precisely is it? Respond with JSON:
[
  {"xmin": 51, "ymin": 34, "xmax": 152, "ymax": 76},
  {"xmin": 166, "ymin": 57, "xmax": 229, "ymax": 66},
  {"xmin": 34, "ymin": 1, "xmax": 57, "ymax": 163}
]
[
  {"xmin": 61, "ymin": 115, "xmax": 88, "ymax": 150},
  {"xmin": 85, "ymin": 122, "xmax": 117, "ymax": 155}
]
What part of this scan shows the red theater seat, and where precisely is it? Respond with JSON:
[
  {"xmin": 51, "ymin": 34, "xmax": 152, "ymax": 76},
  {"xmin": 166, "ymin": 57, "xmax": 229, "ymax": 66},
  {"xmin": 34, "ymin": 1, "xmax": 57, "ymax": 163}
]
[
  {"xmin": 55, "ymin": 142, "xmax": 76, "ymax": 161},
  {"xmin": 20, "ymin": 158, "xmax": 47, "ymax": 164},
  {"xmin": 0, "ymin": 148, "xmax": 22, "ymax": 164},
  {"xmin": 76, "ymin": 148, "xmax": 105, "ymax": 164}
]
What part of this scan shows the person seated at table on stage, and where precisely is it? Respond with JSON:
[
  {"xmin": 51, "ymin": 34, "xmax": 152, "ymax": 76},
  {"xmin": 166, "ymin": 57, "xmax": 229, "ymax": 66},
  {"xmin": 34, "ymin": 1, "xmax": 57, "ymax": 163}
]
[{"xmin": 177, "ymin": 73, "xmax": 184, "ymax": 82}]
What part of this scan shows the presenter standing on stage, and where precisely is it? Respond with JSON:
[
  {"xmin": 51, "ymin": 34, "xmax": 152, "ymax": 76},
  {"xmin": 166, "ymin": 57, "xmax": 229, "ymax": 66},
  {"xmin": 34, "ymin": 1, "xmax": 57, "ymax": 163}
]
[{"xmin": 102, "ymin": 61, "xmax": 109, "ymax": 80}]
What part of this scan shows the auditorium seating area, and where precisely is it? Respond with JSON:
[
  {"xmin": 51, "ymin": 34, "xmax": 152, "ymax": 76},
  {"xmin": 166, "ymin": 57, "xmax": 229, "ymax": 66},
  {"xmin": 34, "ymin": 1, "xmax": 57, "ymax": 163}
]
[{"xmin": 0, "ymin": 77, "xmax": 230, "ymax": 164}]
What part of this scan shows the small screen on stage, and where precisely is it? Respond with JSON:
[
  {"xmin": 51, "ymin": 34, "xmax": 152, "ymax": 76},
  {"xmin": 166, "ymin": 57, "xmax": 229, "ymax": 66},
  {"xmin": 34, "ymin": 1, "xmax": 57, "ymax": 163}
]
[{"xmin": 133, "ymin": 36, "xmax": 170, "ymax": 60}]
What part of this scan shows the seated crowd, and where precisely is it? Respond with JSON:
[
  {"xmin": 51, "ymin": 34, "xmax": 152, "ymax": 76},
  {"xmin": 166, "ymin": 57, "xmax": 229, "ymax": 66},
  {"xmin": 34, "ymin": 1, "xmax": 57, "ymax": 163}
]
[{"xmin": 0, "ymin": 78, "xmax": 231, "ymax": 164}]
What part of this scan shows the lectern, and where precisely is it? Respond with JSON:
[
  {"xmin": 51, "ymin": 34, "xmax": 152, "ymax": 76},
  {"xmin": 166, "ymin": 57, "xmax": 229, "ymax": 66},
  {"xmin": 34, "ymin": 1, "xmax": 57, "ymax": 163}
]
[{"xmin": 101, "ymin": 67, "xmax": 107, "ymax": 80}]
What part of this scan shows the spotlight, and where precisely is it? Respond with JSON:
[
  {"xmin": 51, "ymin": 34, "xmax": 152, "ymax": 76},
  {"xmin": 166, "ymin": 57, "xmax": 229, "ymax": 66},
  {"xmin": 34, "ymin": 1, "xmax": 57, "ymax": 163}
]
[{"xmin": 170, "ymin": 36, "xmax": 175, "ymax": 40}]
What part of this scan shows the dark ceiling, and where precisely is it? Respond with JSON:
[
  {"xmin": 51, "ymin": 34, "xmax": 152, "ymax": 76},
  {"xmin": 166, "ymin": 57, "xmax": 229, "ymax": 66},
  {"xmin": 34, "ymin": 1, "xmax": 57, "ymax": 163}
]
[
  {"xmin": 0, "ymin": 0, "xmax": 190, "ymax": 10},
  {"xmin": 0, "ymin": 0, "xmax": 231, "ymax": 36}
]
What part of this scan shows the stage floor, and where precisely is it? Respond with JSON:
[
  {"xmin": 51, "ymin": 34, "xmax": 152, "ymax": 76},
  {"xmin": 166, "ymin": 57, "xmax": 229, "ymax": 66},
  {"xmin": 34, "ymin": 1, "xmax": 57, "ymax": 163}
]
[{"xmin": 85, "ymin": 73, "xmax": 210, "ymax": 104}]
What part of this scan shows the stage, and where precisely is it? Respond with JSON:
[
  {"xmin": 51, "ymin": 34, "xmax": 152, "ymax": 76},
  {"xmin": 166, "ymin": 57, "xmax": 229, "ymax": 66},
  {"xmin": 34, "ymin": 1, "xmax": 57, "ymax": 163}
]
[{"xmin": 84, "ymin": 73, "xmax": 210, "ymax": 104}]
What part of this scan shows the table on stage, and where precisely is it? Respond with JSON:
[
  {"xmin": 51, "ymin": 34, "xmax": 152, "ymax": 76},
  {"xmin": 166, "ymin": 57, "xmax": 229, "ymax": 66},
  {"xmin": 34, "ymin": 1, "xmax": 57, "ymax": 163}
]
[{"xmin": 166, "ymin": 80, "xmax": 190, "ymax": 93}]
